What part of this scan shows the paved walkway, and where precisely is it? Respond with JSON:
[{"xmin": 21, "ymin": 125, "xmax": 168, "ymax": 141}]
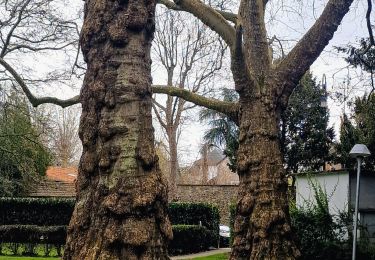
[{"xmin": 170, "ymin": 248, "xmax": 231, "ymax": 259}]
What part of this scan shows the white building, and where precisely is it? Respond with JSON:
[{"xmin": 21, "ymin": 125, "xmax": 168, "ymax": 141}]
[{"xmin": 295, "ymin": 170, "xmax": 375, "ymax": 241}]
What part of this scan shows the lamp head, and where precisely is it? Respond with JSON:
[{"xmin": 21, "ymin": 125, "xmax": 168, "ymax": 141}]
[{"xmin": 349, "ymin": 144, "xmax": 371, "ymax": 158}]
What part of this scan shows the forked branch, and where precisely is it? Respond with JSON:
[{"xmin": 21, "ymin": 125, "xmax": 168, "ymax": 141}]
[
  {"xmin": 275, "ymin": 0, "xmax": 354, "ymax": 108},
  {"xmin": 153, "ymin": 85, "xmax": 239, "ymax": 120},
  {"xmin": 0, "ymin": 57, "xmax": 80, "ymax": 108},
  {"xmin": 158, "ymin": 0, "xmax": 238, "ymax": 24},
  {"xmin": 160, "ymin": 0, "xmax": 236, "ymax": 47}
]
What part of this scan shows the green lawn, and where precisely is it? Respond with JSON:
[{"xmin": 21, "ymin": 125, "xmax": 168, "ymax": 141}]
[
  {"xmin": 0, "ymin": 253, "xmax": 229, "ymax": 260},
  {"xmin": 0, "ymin": 257, "xmax": 59, "ymax": 260},
  {"xmin": 189, "ymin": 253, "xmax": 229, "ymax": 260}
]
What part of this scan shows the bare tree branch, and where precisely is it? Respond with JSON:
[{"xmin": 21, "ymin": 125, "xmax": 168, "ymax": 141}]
[
  {"xmin": 164, "ymin": 0, "xmax": 236, "ymax": 47},
  {"xmin": 158, "ymin": 0, "xmax": 238, "ymax": 24},
  {"xmin": 0, "ymin": 57, "xmax": 80, "ymax": 108},
  {"xmin": 274, "ymin": 0, "xmax": 354, "ymax": 109},
  {"xmin": 0, "ymin": 0, "xmax": 31, "ymax": 57},
  {"xmin": 366, "ymin": 0, "xmax": 374, "ymax": 46},
  {"xmin": 153, "ymin": 85, "xmax": 238, "ymax": 119},
  {"xmin": 152, "ymin": 102, "xmax": 168, "ymax": 129}
]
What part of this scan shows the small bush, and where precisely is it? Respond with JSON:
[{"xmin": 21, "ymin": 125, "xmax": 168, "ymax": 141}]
[{"xmin": 169, "ymin": 225, "xmax": 216, "ymax": 255}]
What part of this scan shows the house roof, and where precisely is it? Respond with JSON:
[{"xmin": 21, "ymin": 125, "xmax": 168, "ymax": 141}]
[
  {"xmin": 28, "ymin": 166, "xmax": 78, "ymax": 198},
  {"xmin": 46, "ymin": 166, "xmax": 77, "ymax": 183},
  {"xmin": 29, "ymin": 180, "xmax": 76, "ymax": 197},
  {"xmin": 193, "ymin": 148, "xmax": 226, "ymax": 167}
]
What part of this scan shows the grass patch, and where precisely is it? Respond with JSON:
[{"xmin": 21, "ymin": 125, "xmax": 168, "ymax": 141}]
[
  {"xmin": 0, "ymin": 257, "xmax": 59, "ymax": 260},
  {"xmin": 191, "ymin": 253, "xmax": 229, "ymax": 259}
]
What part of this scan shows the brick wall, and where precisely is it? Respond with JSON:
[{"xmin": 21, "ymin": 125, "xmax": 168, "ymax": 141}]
[{"xmin": 176, "ymin": 184, "xmax": 238, "ymax": 225}]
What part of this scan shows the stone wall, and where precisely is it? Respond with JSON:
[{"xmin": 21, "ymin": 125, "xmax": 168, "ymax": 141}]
[{"xmin": 176, "ymin": 184, "xmax": 238, "ymax": 225}]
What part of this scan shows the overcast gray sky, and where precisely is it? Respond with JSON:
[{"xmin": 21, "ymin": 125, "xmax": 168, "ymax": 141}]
[{"xmin": 18, "ymin": 0, "xmax": 372, "ymax": 165}]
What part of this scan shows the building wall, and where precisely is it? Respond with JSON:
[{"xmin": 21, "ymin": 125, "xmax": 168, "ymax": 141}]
[
  {"xmin": 295, "ymin": 171, "xmax": 349, "ymax": 215},
  {"xmin": 176, "ymin": 184, "xmax": 238, "ymax": 225},
  {"xmin": 349, "ymin": 171, "xmax": 375, "ymax": 211}
]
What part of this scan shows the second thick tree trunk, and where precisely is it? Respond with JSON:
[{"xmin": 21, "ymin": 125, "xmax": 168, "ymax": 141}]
[
  {"xmin": 230, "ymin": 98, "xmax": 300, "ymax": 259},
  {"xmin": 63, "ymin": 0, "xmax": 172, "ymax": 259}
]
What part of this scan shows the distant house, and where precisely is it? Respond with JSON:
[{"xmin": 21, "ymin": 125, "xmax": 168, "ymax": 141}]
[
  {"xmin": 28, "ymin": 166, "xmax": 77, "ymax": 198},
  {"xmin": 295, "ymin": 170, "xmax": 375, "ymax": 241},
  {"xmin": 179, "ymin": 148, "xmax": 239, "ymax": 185}
]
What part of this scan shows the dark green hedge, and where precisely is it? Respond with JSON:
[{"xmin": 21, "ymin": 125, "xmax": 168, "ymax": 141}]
[
  {"xmin": 0, "ymin": 199, "xmax": 220, "ymax": 230},
  {"xmin": 168, "ymin": 202, "xmax": 220, "ymax": 231},
  {"xmin": 169, "ymin": 225, "xmax": 217, "ymax": 255},
  {"xmin": 0, "ymin": 198, "xmax": 220, "ymax": 253},
  {"xmin": 0, "ymin": 225, "xmax": 66, "ymax": 244},
  {"xmin": 0, "ymin": 197, "xmax": 74, "ymax": 226}
]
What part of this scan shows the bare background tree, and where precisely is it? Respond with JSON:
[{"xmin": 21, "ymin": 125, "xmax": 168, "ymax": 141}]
[
  {"xmin": 0, "ymin": 0, "xmax": 83, "ymax": 105},
  {"xmin": 152, "ymin": 6, "xmax": 226, "ymax": 198},
  {"xmin": 49, "ymin": 106, "xmax": 81, "ymax": 167}
]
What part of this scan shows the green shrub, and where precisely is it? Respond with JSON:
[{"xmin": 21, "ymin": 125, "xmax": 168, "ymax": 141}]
[
  {"xmin": 0, "ymin": 197, "xmax": 74, "ymax": 226},
  {"xmin": 0, "ymin": 225, "xmax": 66, "ymax": 244},
  {"xmin": 169, "ymin": 225, "xmax": 216, "ymax": 255},
  {"xmin": 168, "ymin": 202, "xmax": 220, "ymax": 232}
]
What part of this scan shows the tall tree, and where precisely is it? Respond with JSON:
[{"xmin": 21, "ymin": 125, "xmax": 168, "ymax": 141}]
[
  {"xmin": 62, "ymin": 1, "xmax": 172, "ymax": 258},
  {"xmin": 335, "ymin": 37, "xmax": 375, "ymax": 170},
  {"xmin": 352, "ymin": 93, "xmax": 375, "ymax": 170},
  {"xmin": 154, "ymin": 1, "xmax": 355, "ymax": 258},
  {"xmin": 281, "ymin": 72, "xmax": 334, "ymax": 173},
  {"xmin": 0, "ymin": 0, "xmax": 174, "ymax": 258},
  {"xmin": 335, "ymin": 113, "xmax": 358, "ymax": 169},
  {"xmin": 336, "ymin": 95, "xmax": 375, "ymax": 171},
  {"xmin": 152, "ymin": 7, "xmax": 225, "ymax": 198}
]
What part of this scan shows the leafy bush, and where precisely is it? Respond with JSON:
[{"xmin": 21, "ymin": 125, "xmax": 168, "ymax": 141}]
[
  {"xmin": 169, "ymin": 225, "xmax": 216, "ymax": 255},
  {"xmin": 0, "ymin": 197, "xmax": 75, "ymax": 226},
  {"xmin": 290, "ymin": 179, "xmax": 375, "ymax": 260}
]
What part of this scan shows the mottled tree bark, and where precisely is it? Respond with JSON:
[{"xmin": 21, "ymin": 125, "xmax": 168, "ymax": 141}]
[
  {"xmin": 63, "ymin": 0, "xmax": 172, "ymax": 259},
  {"xmin": 230, "ymin": 96, "xmax": 299, "ymax": 259}
]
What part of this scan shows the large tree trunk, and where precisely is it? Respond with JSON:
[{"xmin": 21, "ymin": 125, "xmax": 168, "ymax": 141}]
[
  {"xmin": 230, "ymin": 98, "xmax": 300, "ymax": 260},
  {"xmin": 63, "ymin": 0, "xmax": 172, "ymax": 259}
]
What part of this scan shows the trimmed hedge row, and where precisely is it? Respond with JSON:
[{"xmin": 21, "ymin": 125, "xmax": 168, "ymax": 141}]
[
  {"xmin": 0, "ymin": 198, "xmax": 220, "ymax": 254},
  {"xmin": 0, "ymin": 198, "xmax": 219, "ymax": 229},
  {"xmin": 0, "ymin": 197, "xmax": 74, "ymax": 226},
  {"xmin": 0, "ymin": 224, "xmax": 217, "ymax": 254},
  {"xmin": 0, "ymin": 225, "xmax": 66, "ymax": 244},
  {"xmin": 169, "ymin": 225, "xmax": 217, "ymax": 255}
]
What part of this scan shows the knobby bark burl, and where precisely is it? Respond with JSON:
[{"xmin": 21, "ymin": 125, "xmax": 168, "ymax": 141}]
[{"xmin": 63, "ymin": 0, "xmax": 172, "ymax": 259}]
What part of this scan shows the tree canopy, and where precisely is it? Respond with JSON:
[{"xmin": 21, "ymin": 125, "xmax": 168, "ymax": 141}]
[{"xmin": 281, "ymin": 72, "xmax": 334, "ymax": 173}]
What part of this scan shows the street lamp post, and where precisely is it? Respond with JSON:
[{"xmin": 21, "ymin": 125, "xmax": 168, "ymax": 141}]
[{"xmin": 349, "ymin": 144, "xmax": 371, "ymax": 260}]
